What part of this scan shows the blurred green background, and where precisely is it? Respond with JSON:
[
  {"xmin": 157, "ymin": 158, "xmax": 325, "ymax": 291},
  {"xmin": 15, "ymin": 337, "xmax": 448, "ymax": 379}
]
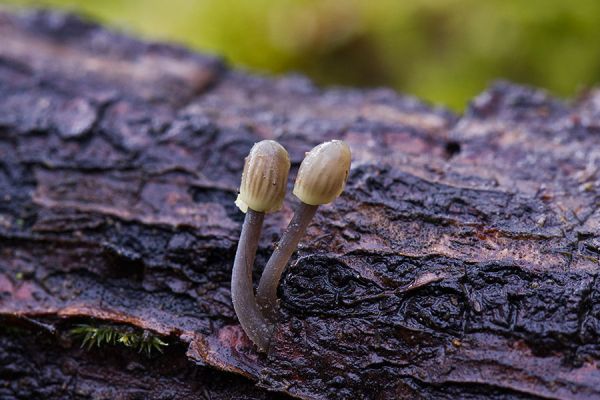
[{"xmin": 3, "ymin": 0, "xmax": 600, "ymax": 110}]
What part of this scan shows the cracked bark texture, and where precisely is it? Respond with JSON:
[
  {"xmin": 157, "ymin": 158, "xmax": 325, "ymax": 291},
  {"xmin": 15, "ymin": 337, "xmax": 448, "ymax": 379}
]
[{"xmin": 1, "ymin": 9, "xmax": 600, "ymax": 400}]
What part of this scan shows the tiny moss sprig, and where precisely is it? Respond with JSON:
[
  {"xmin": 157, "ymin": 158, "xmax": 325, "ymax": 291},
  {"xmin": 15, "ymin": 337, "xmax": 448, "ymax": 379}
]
[{"xmin": 70, "ymin": 324, "xmax": 168, "ymax": 357}]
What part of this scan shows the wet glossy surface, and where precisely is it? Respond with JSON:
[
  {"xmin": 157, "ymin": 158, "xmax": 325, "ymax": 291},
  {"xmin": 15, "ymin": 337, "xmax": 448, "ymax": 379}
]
[{"xmin": 1, "ymin": 9, "xmax": 600, "ymax": 400}]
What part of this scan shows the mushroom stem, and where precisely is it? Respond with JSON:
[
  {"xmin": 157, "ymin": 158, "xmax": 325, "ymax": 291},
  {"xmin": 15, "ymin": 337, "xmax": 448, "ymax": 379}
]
[
  {"xmin": 257, "ymin": 202, "xmax": 318, "ymax": 321},
  {"xmin": 231, "ymin": 209, "xmax": 273, "ymax": 352}
]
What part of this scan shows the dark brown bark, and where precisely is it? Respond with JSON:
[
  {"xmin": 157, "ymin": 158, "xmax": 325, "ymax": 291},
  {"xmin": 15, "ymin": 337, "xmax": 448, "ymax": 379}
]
[{"xmin": 1, "ymin": 9, "xmax": 600, "ymax": 400}]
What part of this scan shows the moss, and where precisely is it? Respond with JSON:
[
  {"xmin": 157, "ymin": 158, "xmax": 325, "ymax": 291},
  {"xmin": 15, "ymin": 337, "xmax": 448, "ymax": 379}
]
[{"xmin": 70, "ymin": 324, "xmax": 168, "ymax": 357}]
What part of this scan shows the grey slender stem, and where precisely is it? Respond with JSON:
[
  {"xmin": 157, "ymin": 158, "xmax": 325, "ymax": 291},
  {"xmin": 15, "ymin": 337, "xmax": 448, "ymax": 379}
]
[
  {"xmin": 257, "ymin": 202, "xmax": 318, "ymax": 321},
  {"xmin": 231, "ymin": 209, "xmax": 273, "ymax": 352}
]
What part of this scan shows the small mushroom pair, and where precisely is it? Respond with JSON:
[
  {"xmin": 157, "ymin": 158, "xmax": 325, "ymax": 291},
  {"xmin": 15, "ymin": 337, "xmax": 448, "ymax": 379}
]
[{"xmin": 231, "ymin": 140, "xmax": 351, "ymax": 352}]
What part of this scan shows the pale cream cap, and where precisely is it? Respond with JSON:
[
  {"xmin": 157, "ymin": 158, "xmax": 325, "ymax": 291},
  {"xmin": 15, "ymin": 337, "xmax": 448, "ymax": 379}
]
[
  {"xmin": 235, "ymin": 140, "xmax": 290, "ymax": 213},
  {"xmin": 293, "ymin": 140, "xmax": 351, "ymax": 205}
]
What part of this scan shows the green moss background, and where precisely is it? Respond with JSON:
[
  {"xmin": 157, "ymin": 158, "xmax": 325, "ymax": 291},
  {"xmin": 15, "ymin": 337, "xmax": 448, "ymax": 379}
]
[{"xmin": 4, "ymin": 0, "xmax": 600, "ymax": 110}]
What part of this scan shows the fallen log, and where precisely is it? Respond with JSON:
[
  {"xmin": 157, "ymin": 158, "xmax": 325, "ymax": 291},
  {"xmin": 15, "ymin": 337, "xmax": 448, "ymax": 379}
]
[{"xmin": 1, "ymin": 9, "xmax": 599, "ymax": 400}]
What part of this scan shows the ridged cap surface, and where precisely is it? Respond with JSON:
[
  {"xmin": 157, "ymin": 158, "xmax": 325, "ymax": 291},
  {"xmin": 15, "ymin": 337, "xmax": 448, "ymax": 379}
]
[
  {"xmin": 293, "ymin": 140, "xmax": 351, "ymax": 205},
  {"xmin": 235, "ymin": 140, "xmax": 290, "ymax": 213}
]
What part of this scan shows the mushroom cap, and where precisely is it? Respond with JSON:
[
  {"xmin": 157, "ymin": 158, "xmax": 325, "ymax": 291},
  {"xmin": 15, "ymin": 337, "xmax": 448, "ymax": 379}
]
[
  {"xmin": 293, "ymin": 140, "xmax": 351, "ymax": 205},
  {"xmin": 235, "ymin": 140, "xmax": 291, "ymax": 213}
]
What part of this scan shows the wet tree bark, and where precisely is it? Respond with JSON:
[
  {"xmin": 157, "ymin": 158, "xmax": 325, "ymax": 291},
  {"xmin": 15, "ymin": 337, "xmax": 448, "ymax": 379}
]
[{"xmin": 1, "ymin": 9, "xmax": 600, "ymax": 400}]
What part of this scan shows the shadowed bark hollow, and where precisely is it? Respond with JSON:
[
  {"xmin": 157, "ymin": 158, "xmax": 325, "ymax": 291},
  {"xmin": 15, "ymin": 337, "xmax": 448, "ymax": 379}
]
[{"xmin": 1, "ymin": 9, "xmax": 600, "ymax": 400}]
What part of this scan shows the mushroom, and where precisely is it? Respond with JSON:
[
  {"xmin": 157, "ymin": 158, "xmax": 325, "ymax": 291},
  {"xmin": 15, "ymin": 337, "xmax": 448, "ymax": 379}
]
[
  {"xmin": 232, "ymin": 140, "xmax": 290, "ymax": 352},
  {"xmin": 256, "ymin": 140, "xmax": 351, "ymax": 321}
]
